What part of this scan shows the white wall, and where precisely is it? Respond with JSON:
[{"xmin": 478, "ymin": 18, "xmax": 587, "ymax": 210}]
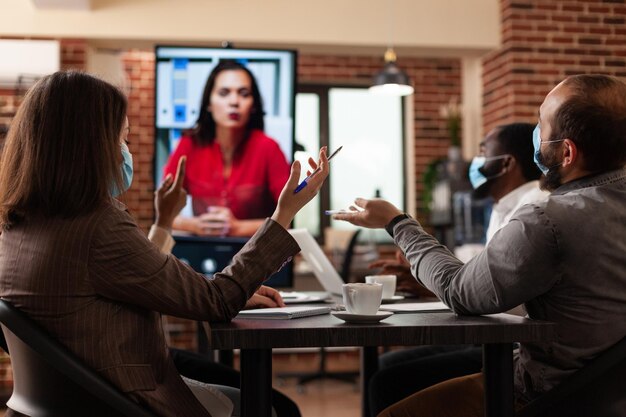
[
  {"xmin": 0, "ymin": 0, "xmax": 500, "ymax": 57},
  {"xmin": 0, "ymin": 39, "xmax": 60, "ymax": 86}
]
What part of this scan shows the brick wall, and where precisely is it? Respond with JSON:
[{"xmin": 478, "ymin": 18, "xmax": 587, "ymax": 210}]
[
  {"xmin": 121, "ymin": 50, "xmax": 157, "ymax": 231},
  {"xmin": 0, "ymin": 93, "xmax": 21, "ymax": 135},
  {"xmin": 483, "ymin": 0, "xmax": 626, "ymax": 133}
]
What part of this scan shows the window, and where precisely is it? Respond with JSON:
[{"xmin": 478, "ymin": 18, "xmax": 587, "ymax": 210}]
[
  {"xmin": 293, "ymin": 85, "xmax": 405, "ymax": 242},
  {"xmin": 292, "ymin": 93, "xmax": 321, "ymax": 236}
]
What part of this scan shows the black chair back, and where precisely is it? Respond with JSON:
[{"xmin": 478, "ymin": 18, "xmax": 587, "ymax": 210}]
[
  {"xmin": 0, "ymin": 299, "xmax": 157, "ymax": 417},
  {"xmin": 517, "ymin": 335, "xmax": 626, "ymax": 417}
]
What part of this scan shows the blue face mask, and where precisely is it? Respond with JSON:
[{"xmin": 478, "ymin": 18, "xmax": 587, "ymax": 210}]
[
  {"xmin": 468, "ymin": 155, "xmax": 508, "ymax": 190},
  {"xmin": 533, "ymin": 124, "xmax": 564, "ymax": 175},
  {"xmin": 111, "ymin": 142, "xmax": 134, "ymax": 197}
]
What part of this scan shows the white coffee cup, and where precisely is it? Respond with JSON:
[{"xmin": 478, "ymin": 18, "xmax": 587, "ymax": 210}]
[
  {"xmin": 365, "ymin": 275, "xmax": 397, "ymax": 299},
  {"xmin": 342, "ymin": 283, "xmax": 383, "ymax": 315}
]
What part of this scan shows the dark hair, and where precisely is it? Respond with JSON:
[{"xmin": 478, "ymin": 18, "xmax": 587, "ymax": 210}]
[
  {"xmin": 191, "ymin": 60, "xmax": 265, "ymax": 146},
  {"xmin": 551, "ymin": 74, "xmax": 626, "ymax": 173},
  {"xmin": 495, "ymin": 123, "xmax": 542, "ymax": 181},
  {"xmin": 0, "ymin": 71, "xmax": 127, "ymax": 229}
]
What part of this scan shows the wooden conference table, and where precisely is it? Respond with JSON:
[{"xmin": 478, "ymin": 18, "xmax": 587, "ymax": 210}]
[{"xmin": 210, "ymin": 310, "xmax": 556, "ymax": 417}]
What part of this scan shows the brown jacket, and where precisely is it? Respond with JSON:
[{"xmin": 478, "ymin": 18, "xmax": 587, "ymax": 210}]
[{"xmin": 0, "ymin": 201, "xmax": 299, "ymax": 416}]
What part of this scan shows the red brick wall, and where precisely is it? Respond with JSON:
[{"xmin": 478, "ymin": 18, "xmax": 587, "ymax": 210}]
[
  {"xmin": 0, "ymin": 93, "xmax": 21, "ymax": 134},
  {"xmin": 483, "ymin": 0, "xmax": 626, "ymax": 133},
  {"xmin": 121, "ymin": 50, "xmax": 157, "ymax": 231},
  {"xmin": 59, "ymin": 38, "xmax": 87, "ymax": 70}
]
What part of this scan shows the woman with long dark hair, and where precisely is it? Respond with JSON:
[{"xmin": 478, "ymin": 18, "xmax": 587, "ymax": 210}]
[
  {"xmin": 0, "ymin": 71, "xmax": 328, "ymax": 417},
  {"xmin": 163, "ymin": 60, "xmax": 290, "ymax": 237}
]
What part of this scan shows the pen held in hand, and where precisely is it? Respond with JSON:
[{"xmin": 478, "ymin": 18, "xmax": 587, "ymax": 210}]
[
  {"xmin": 324, "ymin": 205, "xmax": 364, "ymax": 215},
  {"xmin": 324, "ymin": 209, "xmax": 357, "ymax": 215},
  {"xmin": 294, "ymin": 146, "xmax": 343, "ymax": 194}
]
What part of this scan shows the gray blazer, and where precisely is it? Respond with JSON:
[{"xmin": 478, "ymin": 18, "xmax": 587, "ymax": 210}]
[{"xmin": 0, "ymin": 201, "xmax": 299, "ymax": 417}]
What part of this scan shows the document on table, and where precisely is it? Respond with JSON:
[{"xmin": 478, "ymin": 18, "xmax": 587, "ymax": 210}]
[
  {"xmin": 236, "ymin": 306, "xmax": 331, "ymax": 320},
  {"xmin": 379, "ymin": 301, "xmax": 450, "ymax": 313},
  {"xmin": 279, "ymin": 291, "xmax": 329, "ymax": 304}
]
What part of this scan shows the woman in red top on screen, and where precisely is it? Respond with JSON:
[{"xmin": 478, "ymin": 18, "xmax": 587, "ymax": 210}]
[{"xmin": 163, "ymin": 60, "xmax": 290, "ymax": 237}]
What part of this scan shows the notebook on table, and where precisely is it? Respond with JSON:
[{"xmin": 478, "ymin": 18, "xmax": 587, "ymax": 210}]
[
  {"xmin": 236, "ymin": 306, "xmax": 331, "ymax": 320},
  {"xmin": 379, "ymin": 301, "xmax": 450, "ymax": 313},
  {"xmin": 279, "ymin": 291, "xmax": 329, "ymax": 304}
]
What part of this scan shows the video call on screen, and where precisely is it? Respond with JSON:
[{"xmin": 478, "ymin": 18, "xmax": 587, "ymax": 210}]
[
  {"xmin": 154, "ymin": 46, "xmax": 298, "ymax": 288},
  {"xmin": 154, "ymin": 46, "xmax": 297, "ymax": 186}
]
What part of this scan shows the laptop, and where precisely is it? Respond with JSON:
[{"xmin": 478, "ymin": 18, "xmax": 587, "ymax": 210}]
[
  {"xmin": 171, "ymin": 234, "xmax": 293, "ymax": 288},
  {"xmin": 288, "ymin": 229, "xmax": 345, "ymax": 296}
]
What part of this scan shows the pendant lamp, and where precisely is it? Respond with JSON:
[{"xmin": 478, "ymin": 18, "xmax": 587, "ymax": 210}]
[{"xmin": 369, "ymin": 47, "xmax": 414, "ymax": 96}]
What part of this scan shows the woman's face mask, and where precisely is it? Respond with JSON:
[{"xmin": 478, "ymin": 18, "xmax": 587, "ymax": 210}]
[
  {"xmin": 111, "ymin": 142, "xmax": 134, "ymax": 197},
  {"xmin": 468, "ymin": 154, "xmax": 509, "ymax": 190}
]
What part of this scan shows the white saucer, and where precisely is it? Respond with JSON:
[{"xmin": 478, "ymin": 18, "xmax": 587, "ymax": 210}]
[
  {"xmin": 381, "ymin": 295, "xmax": 405, "ymax": 303},
  {"xmin": 331, "ymin": 311, "xmax": 393, "ymax": 324}
]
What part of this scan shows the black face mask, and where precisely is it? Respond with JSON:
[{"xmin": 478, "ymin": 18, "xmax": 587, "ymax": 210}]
[
  {"xmin": 471, "ymin": 158, "xmax": 506, "ymax": 199},
  {"xmin": 472, "ymin": 177, "xmax": 492, "ymax": 199}
]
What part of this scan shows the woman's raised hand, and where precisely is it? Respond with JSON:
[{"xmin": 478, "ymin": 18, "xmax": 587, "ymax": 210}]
[
  {"xmin": 155, "ymin": 157, "xmax": 187, "ymax": 231},
  {"xmin": 271, "ymin": 147, "xmax": 329, "ymax": 229}
]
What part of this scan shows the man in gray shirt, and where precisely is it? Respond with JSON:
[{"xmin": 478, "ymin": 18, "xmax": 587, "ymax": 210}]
[{"xmin": 334, "ymin": 74, "xmax": 626, "ymax": 416}]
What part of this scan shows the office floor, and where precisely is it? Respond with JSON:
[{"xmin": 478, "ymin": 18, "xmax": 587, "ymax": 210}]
[
  {"xmin": 0, "ymin": 350, "xmax": 363, "ymax": 417},
  {"xmin": 273, "ymin": 350, "xmax": 362, "ymax": 417}
]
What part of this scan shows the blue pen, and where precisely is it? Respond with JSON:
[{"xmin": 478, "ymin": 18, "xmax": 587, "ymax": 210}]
[{"xmin": 294, "ymin": 146, "xmax": 343, "ymax": 193}]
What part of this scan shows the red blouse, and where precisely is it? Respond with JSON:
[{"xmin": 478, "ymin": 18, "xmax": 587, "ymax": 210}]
[{"xmin": 163, "ymin": 130, "xmax": 290, "ymax": 220}]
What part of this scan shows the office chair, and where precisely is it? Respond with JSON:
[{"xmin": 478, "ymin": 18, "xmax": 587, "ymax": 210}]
[
  {"xmin": 0, "ymin": 299, "xmax": 158, "ymax": 417},
  {"xmin": 279, "ymin": 230, "xmax": 362, "ymax": 392},
  {"xmin": 516, "ymin": 335, "xmax": 626, "ymax": 417}
]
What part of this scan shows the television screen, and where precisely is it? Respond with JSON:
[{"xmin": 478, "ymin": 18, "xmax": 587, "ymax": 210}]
[
  {"xmin": 171, "ymin": 235, "xmax": 292, "ymax": 289},
  {"xmin": 153, "ymin": 45, "xmax": 297, "ymax": 288},
  {"xmin": 154, "ymin": 45, "xmax": 296, "ymax": 186}
]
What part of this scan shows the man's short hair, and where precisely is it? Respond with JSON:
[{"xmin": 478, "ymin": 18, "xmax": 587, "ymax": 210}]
[
  {"xmin": 553, "ymin": 74, "xmax": 626, "ymax": 173},
  {"xmin": 495, "ymin": 123, "xmax": 542, "ymax": 181}
]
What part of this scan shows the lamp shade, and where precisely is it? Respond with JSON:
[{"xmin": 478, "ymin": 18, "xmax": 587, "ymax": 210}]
[{"xmin": 369, "ymin": 61, "xmax": 414, "ymax": 96}]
